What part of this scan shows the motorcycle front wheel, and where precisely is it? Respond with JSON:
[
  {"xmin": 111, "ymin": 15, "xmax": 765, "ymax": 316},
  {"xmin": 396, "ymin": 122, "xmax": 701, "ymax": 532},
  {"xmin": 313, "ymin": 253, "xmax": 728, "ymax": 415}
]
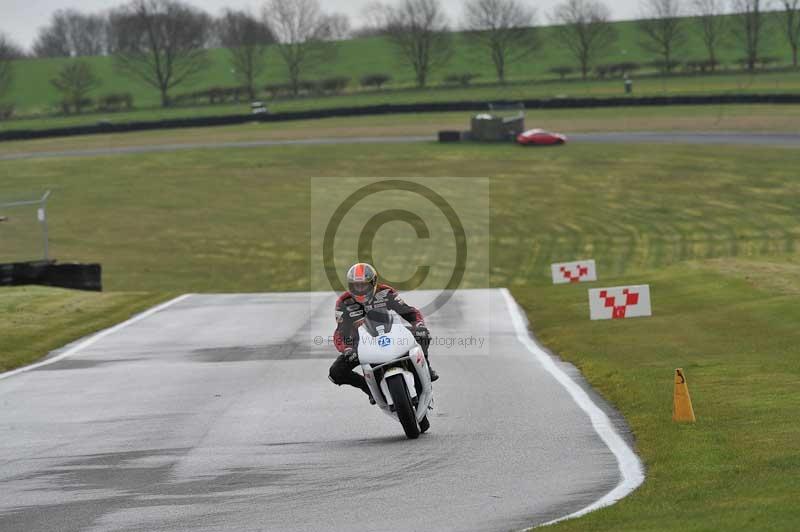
[{"xmin": 387, "ymin": 375, "xmax": 420, "ymax": 439}]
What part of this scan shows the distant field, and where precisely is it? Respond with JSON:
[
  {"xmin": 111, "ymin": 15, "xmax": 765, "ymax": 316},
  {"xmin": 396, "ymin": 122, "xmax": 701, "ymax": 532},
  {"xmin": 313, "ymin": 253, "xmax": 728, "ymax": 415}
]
[
  {"xmin": 2, "ymin": 11, "xmax": 799, "ymax": 127},
  {"xmin": 1, "ymin": 140, "xmax": 799, "ymax": 529}
]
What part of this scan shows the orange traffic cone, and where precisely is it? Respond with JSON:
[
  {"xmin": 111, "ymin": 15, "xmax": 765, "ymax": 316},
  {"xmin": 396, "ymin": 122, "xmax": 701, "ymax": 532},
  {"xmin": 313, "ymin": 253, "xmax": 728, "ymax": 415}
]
[{"xmin": 673, "ymin": 368, "xmax": 696, "ymax": 422}]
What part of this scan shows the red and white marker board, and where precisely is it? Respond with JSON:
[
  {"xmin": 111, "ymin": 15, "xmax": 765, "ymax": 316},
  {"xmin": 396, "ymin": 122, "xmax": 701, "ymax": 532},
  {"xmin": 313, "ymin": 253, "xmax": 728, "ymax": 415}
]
[
  {"xmin": 589, "ymin": 285, "xmax": 652, "ymax": 320},
  {"xmin": 551, "ymin": 260, "xmax": 597, "ymax": 284}
]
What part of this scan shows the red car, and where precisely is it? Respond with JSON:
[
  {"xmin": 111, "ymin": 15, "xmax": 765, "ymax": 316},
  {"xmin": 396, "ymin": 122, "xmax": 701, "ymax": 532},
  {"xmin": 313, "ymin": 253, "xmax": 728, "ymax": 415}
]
[{"xmin": 516, "ymin": 128, "xmax": 568, "ymax": 146}]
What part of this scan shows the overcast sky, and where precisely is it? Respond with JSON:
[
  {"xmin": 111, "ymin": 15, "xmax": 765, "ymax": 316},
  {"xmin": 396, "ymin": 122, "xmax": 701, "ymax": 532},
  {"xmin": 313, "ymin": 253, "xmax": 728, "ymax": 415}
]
[{"xmin": 0, "ymin": 0, "xmax": 640, "ymax": 50}]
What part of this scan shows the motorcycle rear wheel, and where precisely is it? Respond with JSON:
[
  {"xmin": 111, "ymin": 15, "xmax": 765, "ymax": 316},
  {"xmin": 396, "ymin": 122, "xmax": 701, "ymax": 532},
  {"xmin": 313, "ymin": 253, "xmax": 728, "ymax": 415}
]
[{"xmin": 387, "ymin": 375, "xmax": 420, "ymax": 439}]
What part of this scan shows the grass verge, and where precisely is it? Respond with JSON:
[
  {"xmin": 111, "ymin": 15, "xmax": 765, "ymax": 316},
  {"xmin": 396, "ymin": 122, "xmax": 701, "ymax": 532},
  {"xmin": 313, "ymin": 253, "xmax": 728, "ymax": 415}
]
[
  {"xmin": 0, "ymin": 287, "xmax": 169, "ymax": 373},
  {"xmin": 517, "ymin": 256, "xmax": 800, "ymax": 530}
]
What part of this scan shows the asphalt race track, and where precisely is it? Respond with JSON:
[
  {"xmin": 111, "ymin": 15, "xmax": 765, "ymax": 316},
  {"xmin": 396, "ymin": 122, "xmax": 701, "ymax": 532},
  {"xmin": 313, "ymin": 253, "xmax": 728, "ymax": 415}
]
[
  {"xmin": 0, "ymin": 289, "xmax": 641, "ymax": 532},
  {"xmin": 3, "ymin": 131, "xmax": 800, "ymax": 161}
]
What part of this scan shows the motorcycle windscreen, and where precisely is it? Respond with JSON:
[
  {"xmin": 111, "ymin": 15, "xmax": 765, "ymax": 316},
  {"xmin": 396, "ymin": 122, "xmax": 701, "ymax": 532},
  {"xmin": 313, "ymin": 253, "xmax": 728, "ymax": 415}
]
[{"xmin": 363, "ymin": 308, "xmax": 394, "ymax": 336}]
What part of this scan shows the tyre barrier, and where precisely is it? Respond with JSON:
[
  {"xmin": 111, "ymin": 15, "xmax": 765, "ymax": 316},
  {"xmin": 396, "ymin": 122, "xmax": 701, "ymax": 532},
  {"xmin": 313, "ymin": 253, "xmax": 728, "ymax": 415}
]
[
  {"xmin": 438, "ymin": 130, "xmax": 462, "ymax": 142},
  {"xmin": 3, "ymin": 94, "xmax": 800, "ymax": 143},
  {"xmin": 0, "ymin": 260, "xmax": 102, "ymax": 291}
]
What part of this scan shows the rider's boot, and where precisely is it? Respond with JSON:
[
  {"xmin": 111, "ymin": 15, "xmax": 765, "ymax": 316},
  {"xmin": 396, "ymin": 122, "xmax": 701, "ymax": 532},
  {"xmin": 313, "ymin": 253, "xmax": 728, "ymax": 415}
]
[
  {"xmin": 359, "ymin": 382, "xmax": 376, "ymax": 404},
  {"xmin": 427, "ymin": 360, "xmax": 439, "ymax": 382}
]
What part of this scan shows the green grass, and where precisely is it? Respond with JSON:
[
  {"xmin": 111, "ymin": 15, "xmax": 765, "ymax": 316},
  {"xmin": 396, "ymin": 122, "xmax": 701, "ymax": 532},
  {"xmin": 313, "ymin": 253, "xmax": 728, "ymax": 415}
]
[
  {"xmin": 2, "ymin": 11, "xmax": 800, "ymax": 128},
  {"xmin": 1, "ymin": 140, "xmax": 799, "ymax": 529},
  {"xmin": 0, "ymin": 286, "xmax": 168, "ymax": 372},
  {"xmin": 518, "ymin": 257, "xmax": 800, "ymax": 531},
  {"xmin": 2, "ymin": 142, "xmax": 799, "ymax": 290}
]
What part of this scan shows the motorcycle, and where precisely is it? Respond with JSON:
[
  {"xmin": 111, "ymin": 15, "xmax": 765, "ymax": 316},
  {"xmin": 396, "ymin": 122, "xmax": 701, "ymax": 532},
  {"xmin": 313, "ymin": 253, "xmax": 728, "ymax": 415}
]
[{"xmin": 357, "ymin": 309, "xmax": 433, "ymax": 439}]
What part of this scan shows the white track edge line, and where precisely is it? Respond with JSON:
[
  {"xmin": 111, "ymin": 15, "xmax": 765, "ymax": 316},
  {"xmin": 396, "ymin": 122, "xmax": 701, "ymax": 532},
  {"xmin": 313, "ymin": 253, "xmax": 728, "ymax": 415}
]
[
  {"xmin": 0, "ymin": 293, "xmax": 194, "ymax": 381},
  {"xmin": 500, "ymin": 288, "xmax": 644, "ymax": 528}
]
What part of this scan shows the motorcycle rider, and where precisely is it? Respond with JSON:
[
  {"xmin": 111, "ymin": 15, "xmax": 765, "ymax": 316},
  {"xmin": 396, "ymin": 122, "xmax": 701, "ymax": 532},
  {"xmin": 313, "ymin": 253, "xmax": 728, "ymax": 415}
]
[{"xmin": 328, "ymin": 262, "xmax": 438, "ymax": 401}]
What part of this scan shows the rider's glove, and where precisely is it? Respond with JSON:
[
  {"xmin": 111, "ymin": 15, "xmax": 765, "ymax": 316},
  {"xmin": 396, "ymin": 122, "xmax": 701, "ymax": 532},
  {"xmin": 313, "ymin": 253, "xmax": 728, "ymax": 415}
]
[
  {"xmin": 413, "ymin": 323, "xmax": 430, "ymax": 339},
  {"xmin": 343, "ymin": 348, "xmax": 359, "ymax": 364}
]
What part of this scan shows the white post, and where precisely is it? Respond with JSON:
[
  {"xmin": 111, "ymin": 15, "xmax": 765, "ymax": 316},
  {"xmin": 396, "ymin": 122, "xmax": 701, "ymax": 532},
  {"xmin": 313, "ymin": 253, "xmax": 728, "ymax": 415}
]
[{"xmin": 40, "ymin": 190, "xmax": 51, "ymax": 261}]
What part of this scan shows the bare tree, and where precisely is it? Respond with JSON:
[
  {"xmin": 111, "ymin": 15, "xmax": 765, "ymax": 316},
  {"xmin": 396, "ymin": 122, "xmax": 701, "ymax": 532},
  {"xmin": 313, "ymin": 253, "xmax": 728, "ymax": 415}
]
[
  {"xmin": 731, "ymin": 0, "xmax": 767, "ymax": 71},
  {"xmin": 379, "ymin": 0, "xmax": 453, "ymax": 88},
  {"xmin": 692, "ymin": 0, "xmax": 726, "ymax": 71},
  {"xmin": 51, "ymin": 61, "xmax": 101, "ymax": 113},
  {"xmin": 551, "ymin": 0, "xmax": 617, "ymax": 80},
  {"xmin": 353, "ymin": 2, "xmax": 391, "ymax": 37},
  {"xmin": 34, "ymin": 9, "xmax": 109, "ymax": 58},
  {"xmin": 463, "ymin": 0, "xmax": 539, "ymax": 83},
  {"xmin": 0, "ymin": 34, "xmax": 23, "ymax": 99},
  {"xmin": 66, "ymin": 12, "xmax": 109, "ymax": 56},
  {"xmin": 217, "ymin": 10, "xmax": 274, "ymax": 100},
  {"xmin": 109, "ymin": 0, "xmax": 212, "ymax": 107},
  {"xmin": 638, "ymin": 0, "xmax": 686, "ymax": 73},
  {"xmin": 782, "ymin": 0, "xmax": 800, "ymax": 66},
  {"xmin": 323, "ymin": 13, "xmax": 352, "ymax": 40},
  {"xmin": 264, "ymin": 0, "xmax": 336, "ymax": 95},
  {"xmin": 33, "ymin": 20, "xmax": 71, "ymax": 58}
]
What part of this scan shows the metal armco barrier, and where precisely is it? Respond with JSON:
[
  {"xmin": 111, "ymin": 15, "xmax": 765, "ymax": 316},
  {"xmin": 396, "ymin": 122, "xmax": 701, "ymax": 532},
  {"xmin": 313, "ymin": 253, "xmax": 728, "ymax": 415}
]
[
  {"xmin": 3, "ymin": 94, "xmax": 800, "ymax": 142},
  {"xmin": 0, "ymin": 261, "xmax": 102, "ymax": 291}
]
